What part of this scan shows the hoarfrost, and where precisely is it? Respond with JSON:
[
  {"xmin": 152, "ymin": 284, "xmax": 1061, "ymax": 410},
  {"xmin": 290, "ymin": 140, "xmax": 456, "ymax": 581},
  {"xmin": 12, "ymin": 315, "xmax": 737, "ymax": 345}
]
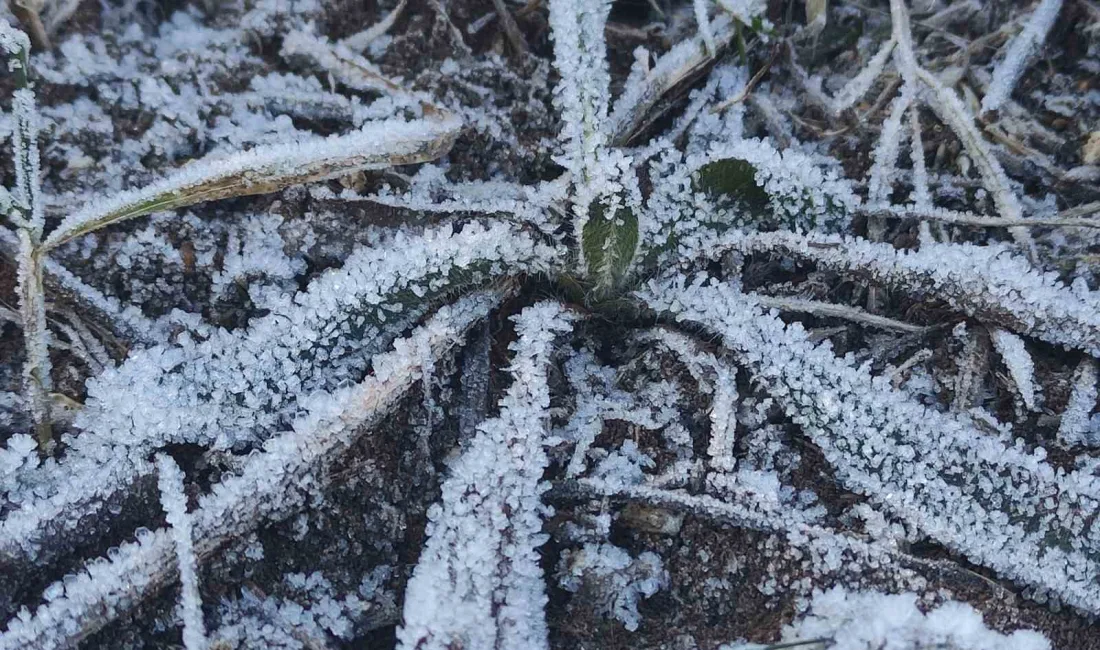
[
  {"xmin": 990, "ymin": 329, "xmax": 1040, "ymax": 411},
  {"xmin": 642, "ymin": 276, "xmax": 1100, "ymax": 614},
  {"xmin": 725, "ymin": 586, "xmax": 1051, "ymax": 650},
  {"xmin": 397, "ymin": 302, "xmax": 574, "ymax": 650},
  {"xmin": 1059, "ymin": 359, "xmax": 1099, "ymax": 448},
  {"xmin": 980, "ymin": 0, "xmax": 1063, "ymax": 114},
  {"xmin": 556, "ymin": 542, "xmax": 668, "ymax": 632}
]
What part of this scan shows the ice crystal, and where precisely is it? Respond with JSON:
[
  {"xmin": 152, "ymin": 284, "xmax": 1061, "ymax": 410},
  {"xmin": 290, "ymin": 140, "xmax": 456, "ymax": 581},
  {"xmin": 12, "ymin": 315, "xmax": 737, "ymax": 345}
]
[
  {"xmin": 1059, "ymin": 359, "xmax": 1099, "ymax": 448},
  {"xmin": 991, "ymin": 329, "xmax": 1040, "ymax": 412},
  {"xmin": 761, "ymin": 587, "xmax": 1050, "ymax": 650},
  {"xmin": 556, "ymin": 542, "xmax": 668, "ymax": 631}
]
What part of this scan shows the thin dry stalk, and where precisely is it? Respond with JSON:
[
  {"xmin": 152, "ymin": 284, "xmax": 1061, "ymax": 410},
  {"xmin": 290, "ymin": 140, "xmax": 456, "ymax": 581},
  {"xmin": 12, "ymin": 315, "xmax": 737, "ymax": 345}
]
[
  {"xmin": 754, "ymin": 294, "xmax": 931, "ymax": 333},
  {"xmin": 339, "ymin": 0, "xmax": 408, "ymax": 51},
  {"xmin": 8, "ymin": 0, "xmax": 48, "ymax": 49},
  {"xmin": 490, "ymin": 0, "xmax": 529, "ymax": 56},
  {"xmin": 859, "ymin": 205, "xmax": 1100, "ymax": 229}
]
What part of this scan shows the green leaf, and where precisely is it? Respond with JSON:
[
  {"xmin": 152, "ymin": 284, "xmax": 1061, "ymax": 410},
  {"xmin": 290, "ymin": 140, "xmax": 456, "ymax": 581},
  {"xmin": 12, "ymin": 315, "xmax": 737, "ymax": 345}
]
[
  {"xmin": 694, "ymin": 158, "xmax": 769, "ymax": 211},
  {"xmin": 582, "ymin": 201, "xmax": 639, "ymax": 295}
]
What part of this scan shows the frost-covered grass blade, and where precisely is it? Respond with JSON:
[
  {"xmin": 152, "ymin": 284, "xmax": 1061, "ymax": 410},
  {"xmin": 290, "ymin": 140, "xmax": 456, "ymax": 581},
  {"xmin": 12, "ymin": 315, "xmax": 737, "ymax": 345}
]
[{"xmin": 43, "ymin": 116, "xmax": 461, "ymax": 250}]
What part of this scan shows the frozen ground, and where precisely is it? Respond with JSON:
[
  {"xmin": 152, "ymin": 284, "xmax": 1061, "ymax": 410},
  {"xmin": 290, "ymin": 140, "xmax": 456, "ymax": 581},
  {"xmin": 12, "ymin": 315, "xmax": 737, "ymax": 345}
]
[{"xmin": 1, "ymin": 0, "xmax": 1099, "ymax": 648}]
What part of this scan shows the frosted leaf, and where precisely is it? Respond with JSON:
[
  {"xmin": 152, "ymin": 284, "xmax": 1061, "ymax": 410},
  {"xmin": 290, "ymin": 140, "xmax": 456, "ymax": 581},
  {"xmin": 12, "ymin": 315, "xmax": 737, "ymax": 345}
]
[
  {"xmin": 43, "ymin": 115, "xmax": 461, "ymax": 250},
  {"xmin": 990, "ymin": 329, "xmax": 1040, "ymax": 411},
  {"xmin": 696, "ymin": 229, "xmax": 1100, "ymax": 356},
  {"xmin": 548, "ymin": 0, "xmax": 612, "ymax": 182},
  {"xmin": 0, "ymin": 293, "xmax": 500, "ymax": 649},
  {"xmin": 8, "ymin": 88, "xmax": 43, "ymax": 233},
  {"xmin": 72, "ymin": 221, "xmax": 557, "ymax": 450},
  {"xmin": 548, "ymin": 0, "xmax": 644, "ymax": 278},
  {"xmin": 690, "ymin": 138, "xmax": 860, "ymax": 233},
  {"xmin": 397, "ymin": 302, "xmax": 574, "ymax": 650},
  {"xmin": 642, "ymin": 276, "xmax": 1100, "ymax": 614}
]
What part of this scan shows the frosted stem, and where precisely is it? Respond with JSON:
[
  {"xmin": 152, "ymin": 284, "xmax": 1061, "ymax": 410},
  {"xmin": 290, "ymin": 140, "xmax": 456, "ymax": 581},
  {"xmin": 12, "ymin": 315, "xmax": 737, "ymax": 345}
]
[
  {"xmin": 980, "ymin": 0, "xmax": 1063, "ymax": 114},
  {"xmin": 155, "ymin": 454, "xmax": 207, "ymax": 650},
  {"xmin": 2, "ymin": 21, "xmax": 51, "ymax": 448},
  {"xmin": 753, "ymin": 294, "xmax": 931, "ymax": 334},
  {"xmin": 889, "ymin": 0, "xmax": 1035, "ymax": 254},
  {"xmin": 16, "ymin": 233, "xmax": 51, "ymax": 449}
]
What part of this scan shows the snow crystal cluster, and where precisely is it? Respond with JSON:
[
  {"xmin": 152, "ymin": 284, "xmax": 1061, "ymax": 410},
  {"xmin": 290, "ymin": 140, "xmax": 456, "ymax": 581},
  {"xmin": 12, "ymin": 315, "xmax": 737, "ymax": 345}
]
[
  {"xmin": 724, "ymin": 587, "xmax": 1049, "ymax": 650},
  {"xmin": 211, "ymin": 569, "xmax": 392, "ymax": 649},
  {"xmin": 558, "ymin": 348, "xmax": 685, "ymax": 478},
  {"xmin": 556, "ymin": 542, "xmax": 668, "ymax": 632}
]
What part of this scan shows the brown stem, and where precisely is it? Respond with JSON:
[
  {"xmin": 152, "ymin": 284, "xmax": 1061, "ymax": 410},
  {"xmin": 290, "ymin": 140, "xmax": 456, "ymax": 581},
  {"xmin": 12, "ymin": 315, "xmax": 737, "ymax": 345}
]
[{"xmin": 8, "ymin": 1, "xmax": 50, "ymax": 50}]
